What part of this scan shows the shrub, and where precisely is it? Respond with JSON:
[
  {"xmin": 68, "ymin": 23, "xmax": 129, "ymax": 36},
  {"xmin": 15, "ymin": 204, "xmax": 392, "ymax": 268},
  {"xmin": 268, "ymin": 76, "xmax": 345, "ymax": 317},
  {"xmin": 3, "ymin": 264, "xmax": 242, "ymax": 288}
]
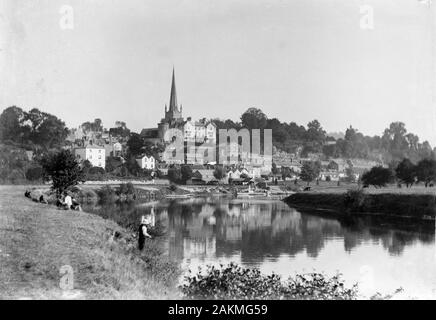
[
  {"xmin": 343, "ymin": 188, "xmax": 367, "ymax": 211},
  {"xmin": 96, "ymin": 185, "xmax": 116, "ymax": 202},
  {"xmin": 118, "ymin": 182, "xmax": 135, "ymax": 195},
  {"xmin": 180, "ymin": 263, "xmax": 358, "ymax": 300}
]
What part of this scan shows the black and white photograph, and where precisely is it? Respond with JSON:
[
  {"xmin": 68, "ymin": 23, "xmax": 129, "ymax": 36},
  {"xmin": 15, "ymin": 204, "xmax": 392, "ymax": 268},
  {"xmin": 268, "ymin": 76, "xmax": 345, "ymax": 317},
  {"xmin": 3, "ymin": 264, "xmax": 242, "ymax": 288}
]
[{"xmin": 0, "ymin": 0, "xmax": 435, "ymax": 304}]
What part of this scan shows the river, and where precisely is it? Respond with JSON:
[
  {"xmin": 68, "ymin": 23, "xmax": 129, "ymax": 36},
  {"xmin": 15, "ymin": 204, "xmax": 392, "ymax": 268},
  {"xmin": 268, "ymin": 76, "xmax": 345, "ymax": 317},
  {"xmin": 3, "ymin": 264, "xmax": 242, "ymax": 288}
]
[{"xmin": 83, "ymin": 196, "xmax": 436, "ymax": 299}]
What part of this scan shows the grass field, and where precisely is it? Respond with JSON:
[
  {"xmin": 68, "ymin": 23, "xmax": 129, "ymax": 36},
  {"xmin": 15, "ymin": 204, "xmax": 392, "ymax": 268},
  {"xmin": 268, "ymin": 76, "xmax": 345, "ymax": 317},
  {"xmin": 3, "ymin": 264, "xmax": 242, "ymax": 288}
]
[{"xmin": 0, "ymin": 185, "xmax": 181, "ymax": 300}]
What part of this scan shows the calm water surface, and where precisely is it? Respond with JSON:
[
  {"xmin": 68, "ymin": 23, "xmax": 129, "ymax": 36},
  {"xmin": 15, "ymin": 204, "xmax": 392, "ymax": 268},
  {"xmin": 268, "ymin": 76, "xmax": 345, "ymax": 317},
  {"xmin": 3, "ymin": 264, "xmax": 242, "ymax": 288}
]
[{"xmin": 85, "ymin": 196, "xmax": 436, "ymax": 298}]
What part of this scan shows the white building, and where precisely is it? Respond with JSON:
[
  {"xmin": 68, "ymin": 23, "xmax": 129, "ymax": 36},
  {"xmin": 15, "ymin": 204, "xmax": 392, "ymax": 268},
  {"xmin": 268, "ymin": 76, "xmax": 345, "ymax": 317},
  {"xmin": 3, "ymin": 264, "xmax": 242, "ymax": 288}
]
[
  {"xmin": 183, "ymin": 118, "xmax": 217, "ymax": 144},
  {"xmin": 74, "ymin": 146, "xmax": 106, "ymax": 168},
  {"xmin": 136, "ymin": 155, "xmax": 156, "ymax": 170}
]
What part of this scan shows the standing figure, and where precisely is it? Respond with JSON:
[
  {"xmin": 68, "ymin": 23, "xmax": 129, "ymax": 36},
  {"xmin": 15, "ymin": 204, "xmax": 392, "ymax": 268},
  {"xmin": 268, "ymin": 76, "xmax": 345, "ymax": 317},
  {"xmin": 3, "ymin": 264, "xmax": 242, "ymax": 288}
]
[{"xmin": 138, "ymin": 215, "xmax": 152, "ymax": 251}]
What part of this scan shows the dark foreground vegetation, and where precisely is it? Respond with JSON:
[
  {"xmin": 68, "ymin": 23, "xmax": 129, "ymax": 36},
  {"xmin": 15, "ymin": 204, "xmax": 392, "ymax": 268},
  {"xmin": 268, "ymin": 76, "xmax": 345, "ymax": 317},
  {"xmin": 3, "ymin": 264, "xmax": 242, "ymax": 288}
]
[
  {"xmin": 180, "ymin": 263, "xmax": 404, "ymax": 300},
  {"xmin": 181, "ymin": 263, "xmax": 358, "ymax": 300}
]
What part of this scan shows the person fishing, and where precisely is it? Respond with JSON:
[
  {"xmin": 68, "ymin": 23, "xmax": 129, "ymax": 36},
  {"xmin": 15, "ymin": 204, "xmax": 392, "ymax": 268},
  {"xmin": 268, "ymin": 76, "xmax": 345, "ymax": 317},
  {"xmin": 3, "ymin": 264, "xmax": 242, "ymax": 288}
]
[{"xmin": 138, "ymin": 214, "xmax": 153, "ymax": 251}]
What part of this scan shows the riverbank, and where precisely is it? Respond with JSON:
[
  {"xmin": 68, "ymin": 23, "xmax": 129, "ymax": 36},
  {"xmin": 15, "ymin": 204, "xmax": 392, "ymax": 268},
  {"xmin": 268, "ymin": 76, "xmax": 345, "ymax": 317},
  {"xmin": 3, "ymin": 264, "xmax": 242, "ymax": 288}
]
[
  {"xmin": 283, "ymin": 188, "xmax": 436, "ymax": 220},
  {"xmin": 0, "ymin": 186, "xmax": 181, "ymax": 299}
]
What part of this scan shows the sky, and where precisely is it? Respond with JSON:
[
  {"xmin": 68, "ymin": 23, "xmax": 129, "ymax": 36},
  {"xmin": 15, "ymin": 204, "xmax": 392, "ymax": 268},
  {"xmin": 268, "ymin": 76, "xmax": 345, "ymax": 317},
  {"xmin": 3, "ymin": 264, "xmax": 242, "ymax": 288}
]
[{"xmin": 0, "ymin": 0, "xmax": 435, "ymax": 145}]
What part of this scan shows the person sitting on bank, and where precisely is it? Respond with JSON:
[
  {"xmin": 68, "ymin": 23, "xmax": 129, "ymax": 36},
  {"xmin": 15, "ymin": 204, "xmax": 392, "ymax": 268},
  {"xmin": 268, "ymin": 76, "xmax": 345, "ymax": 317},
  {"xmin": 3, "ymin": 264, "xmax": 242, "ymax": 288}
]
[
  {"xmin": 64, "ymin": 192, "xmax": 73, "ymax": 210},
  {"xmin": 71, "ymin": 197, "xmax": 82, "ymax": 211},
  {"xmin": 138, "ymin": 215, "xmax": 153, "ymax": 251},
  {"xmin": 39, "ymin": 194, "xmax": 48, "ymax": 204}
]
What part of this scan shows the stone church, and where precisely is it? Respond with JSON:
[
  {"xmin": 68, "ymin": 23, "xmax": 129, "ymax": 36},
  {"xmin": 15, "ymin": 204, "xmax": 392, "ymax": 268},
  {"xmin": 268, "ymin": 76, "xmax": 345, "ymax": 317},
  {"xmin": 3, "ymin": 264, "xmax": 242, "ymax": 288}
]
[{"xmin": 141, "ymin": 68, "xmax": 216, "ymax": 146}]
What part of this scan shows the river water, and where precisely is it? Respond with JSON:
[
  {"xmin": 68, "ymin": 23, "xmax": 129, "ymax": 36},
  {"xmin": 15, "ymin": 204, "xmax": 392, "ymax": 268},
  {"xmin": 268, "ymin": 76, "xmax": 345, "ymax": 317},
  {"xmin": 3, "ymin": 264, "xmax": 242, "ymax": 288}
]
[{"xmin": 84, "ymin": 196, "xmax": 436, "ymax": 299}]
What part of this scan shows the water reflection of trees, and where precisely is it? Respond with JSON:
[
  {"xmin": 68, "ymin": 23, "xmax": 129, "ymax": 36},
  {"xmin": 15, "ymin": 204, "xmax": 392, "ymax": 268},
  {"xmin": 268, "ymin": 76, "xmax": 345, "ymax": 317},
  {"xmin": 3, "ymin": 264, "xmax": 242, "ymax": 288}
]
[
  {"xmin": 165, "ymin": 199, "xmax": 435, "ymax": 263},
  {"xmin": 84, "ymin": 198, "xmax": 435, "ymax": 264}
]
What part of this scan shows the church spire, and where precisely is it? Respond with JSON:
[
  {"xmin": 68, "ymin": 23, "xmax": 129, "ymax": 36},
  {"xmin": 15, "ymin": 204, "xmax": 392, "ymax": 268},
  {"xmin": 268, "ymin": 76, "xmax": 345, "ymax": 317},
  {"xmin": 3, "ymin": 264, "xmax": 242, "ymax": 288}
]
[{"xmin": 169, "ymin": 67, "xmax": 178, "ymax": 112}]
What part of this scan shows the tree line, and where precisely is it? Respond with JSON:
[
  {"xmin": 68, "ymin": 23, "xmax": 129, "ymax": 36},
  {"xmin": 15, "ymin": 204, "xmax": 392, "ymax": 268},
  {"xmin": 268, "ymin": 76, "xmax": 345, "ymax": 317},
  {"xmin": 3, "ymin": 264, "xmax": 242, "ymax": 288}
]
[
  {"xmin": 1, "ymin": 105, "xmax": 435, "ymax": 184},
  {"xmin": 213, "ymin": 108, "xmax": 435, "ymax": 163},
  {"xmin": 361, "ymin": 158, "xmax": 436, "ymax": 188}
]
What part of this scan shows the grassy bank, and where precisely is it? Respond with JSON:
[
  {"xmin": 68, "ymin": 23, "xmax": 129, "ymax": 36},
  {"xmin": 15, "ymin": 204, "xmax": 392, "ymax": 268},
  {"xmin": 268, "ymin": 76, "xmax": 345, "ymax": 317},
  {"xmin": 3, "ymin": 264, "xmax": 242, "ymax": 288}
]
[
  {"xmin": 0, "ymin": 186, "xmax": 181, "ymax": 299},
  {"xmin": 284, "ymin": 189, "xmax": 436, "ymax": 219}
]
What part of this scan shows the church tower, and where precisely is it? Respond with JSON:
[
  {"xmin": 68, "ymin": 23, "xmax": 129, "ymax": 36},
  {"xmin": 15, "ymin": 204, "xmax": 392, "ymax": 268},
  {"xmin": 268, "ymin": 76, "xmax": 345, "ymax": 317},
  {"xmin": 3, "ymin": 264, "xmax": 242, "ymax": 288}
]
[{"xmin": 164, "ymin": 67, "xmax": 183, "ymax": 122}]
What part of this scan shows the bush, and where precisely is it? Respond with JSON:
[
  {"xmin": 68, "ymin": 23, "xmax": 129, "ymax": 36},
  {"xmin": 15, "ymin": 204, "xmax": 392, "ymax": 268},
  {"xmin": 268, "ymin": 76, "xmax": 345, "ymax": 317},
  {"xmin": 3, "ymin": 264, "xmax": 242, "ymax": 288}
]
[
  {"xmin": 96, "ymin": 185, "xmax": 116, "ymax": 202},
  {"xmin": 119, "ymin": 182, "xmax": 135, "ymax": 195},
  {"xmin": 343, "ymin": 188, "xmax": 367, "ymax": 211},
  {"xmin": 180, "ymin": 263, "xmax": 358, "ymax": 300}
]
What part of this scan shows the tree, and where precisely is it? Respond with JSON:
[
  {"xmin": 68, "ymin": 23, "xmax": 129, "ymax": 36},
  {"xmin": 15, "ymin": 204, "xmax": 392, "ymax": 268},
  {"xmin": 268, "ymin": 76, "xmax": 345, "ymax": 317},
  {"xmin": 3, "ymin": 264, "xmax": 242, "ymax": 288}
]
[
  {"xmin": 361, "ymin": 166, "xmax": 393, "ymax": 188},
  {"xmin": 395, "ymin": 158, "xmax": 416, "ymax": 187},
  {"xmin": 299, "ymin": 161, "xmax": 321, "ymax": 186},
  {"xmin": 240, "ymin": 108, "xmax": 267, "ymax": 129},
  {"xmin": 109, "ymin": 121, "xmax": 130, "ymax": 138},
  {"xmin": 213, "ymin": 166, "xmax": 226, "ymax": 180},
  {"xmin": 127, "ymin": 133, "xmax": 144, "ymax": 157},
  {"xmin": 25, "ymin": 108, "xmax": 69, "ymax": 150},
  {"xmin": 0, "ymin": 106, "xmax": 27, "ymax": 143},
  {"xmin": 344, "ymin": 167, "xmax": 356, "ymax": 183},
  {"xmin": 416, "ymin": 159, "xmax": 436, "ymax": 187},
  {"xmin": 271, "ymin": 163, "xmax": 279, "ymax": 175},
  {"xmin": 168, "ymin": 165, "xmax": 182, "ymax": 184},
  {"xmin": 181, "ymin": 165, "xmax": 193, "ymax": 184},
  {"xmin": 281, "ymin": 166, "xmax": 292, "ymax": 180},
  {"xmin": 342, "ymin": 126, "xmax": 369, "ymax": 159},
  {"xmin": 39, "ymin": 150, "xmax": 84, "ymax": 194},
  {"xmin": 81, "ymin": 118, "xmax": 103, "ymax": 132},
  {"xmin": 125, "ymin": 155, "xmax": 141, "ymax": 176}
]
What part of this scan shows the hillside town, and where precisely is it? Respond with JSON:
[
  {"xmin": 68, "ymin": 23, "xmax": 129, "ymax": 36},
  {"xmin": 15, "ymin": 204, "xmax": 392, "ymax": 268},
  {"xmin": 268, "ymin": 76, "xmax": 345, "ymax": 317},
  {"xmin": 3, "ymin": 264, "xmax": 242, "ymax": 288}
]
[
  {"xmin": 1, "ymin": 0, "xmax": 435, "ymax": 302},
  {"xmin": 54, "ymin": 68, "xmax": 387, "ymax": 186}
]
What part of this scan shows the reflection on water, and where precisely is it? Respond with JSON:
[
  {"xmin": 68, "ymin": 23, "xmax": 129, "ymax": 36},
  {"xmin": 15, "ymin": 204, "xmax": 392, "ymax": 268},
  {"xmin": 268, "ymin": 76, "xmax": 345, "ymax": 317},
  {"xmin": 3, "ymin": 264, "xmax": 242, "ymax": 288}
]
[{"xmin": 85, "ymin": 197, "xmax": 436, "ymax": 298}]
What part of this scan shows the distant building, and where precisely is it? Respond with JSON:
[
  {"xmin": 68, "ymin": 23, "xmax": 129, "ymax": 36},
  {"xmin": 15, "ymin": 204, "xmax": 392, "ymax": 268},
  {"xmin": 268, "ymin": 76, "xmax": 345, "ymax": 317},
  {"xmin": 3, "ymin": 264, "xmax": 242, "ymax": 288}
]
[
  {"xmin": 74, "ymin": 145, "xmax": 106, "ymax": 168},
  {"xmin": 136, "ymin": 155, "xmax": 156, "ymax": 170},
  {"xmin": 141, "ymin": 68, "xmax": 217, "ymax": 153},
  {"xmin": 140, "ymin": 128, "xmax": 161, "ymax": 145},
  {"xmin": 195, "ymin": 169, "xmax": 215, "ymax": 182}
]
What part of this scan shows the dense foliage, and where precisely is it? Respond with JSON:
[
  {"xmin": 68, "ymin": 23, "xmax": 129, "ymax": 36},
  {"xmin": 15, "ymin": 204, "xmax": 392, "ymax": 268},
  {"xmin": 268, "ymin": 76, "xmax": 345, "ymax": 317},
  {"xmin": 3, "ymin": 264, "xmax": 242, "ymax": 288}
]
[
  {"xmin": 0, "ymin": 144, "xmax": 38, "ymax": 183},
  {"xmin": 167, "ymin": 164, "xmax": 193, "ymax": 184},
  {"xmin": 39, "ymin": 150, "xmax": 84, "ymax": 194},
  {"xmin": 181, "ymin": 263, "xmax": 358, "ymax": 300},
  {"xmin": 213, "ymin": 108, "xmax": 435, "ymax": 162},
  {"xmin": 416, "ymin": 159, "xmax": 436, "ymax": 187},
  {"xmin": 299, "ymin": 161, "xmax": 321, "ymax": 185},
  {"xmin": 395, "ymin": 158, "xmax": 416, "ymax": 187},
  {"xmin": 361, "ymin": 166, "xmax": 394, "ymax": 188},
  {"xmin": 1, "ymin": 105, "xmax": 435, "ymax": 184},
  {"xmin": 0, "ymin": 106, "xmax": 68, "ymax": 151},
  {"xmin": 213, "ymin": 165, "xmax": 226, "ymax": 180}
]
